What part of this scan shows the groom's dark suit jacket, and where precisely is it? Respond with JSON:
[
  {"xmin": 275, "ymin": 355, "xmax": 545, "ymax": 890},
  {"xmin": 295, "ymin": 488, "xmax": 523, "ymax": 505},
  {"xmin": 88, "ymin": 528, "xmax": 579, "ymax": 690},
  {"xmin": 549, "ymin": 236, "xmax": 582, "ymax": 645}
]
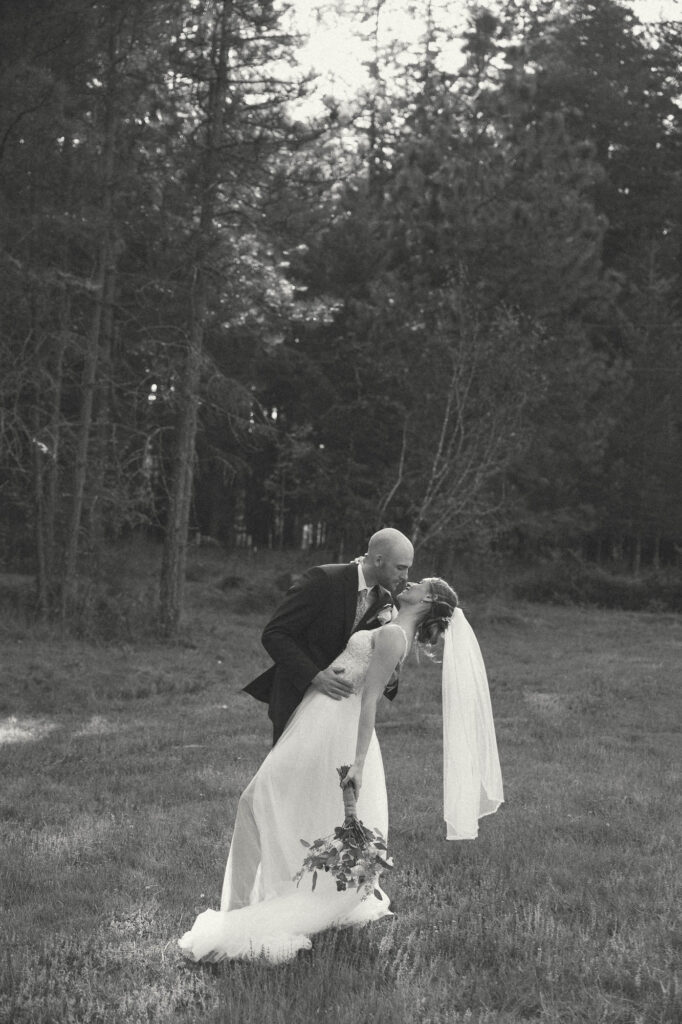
[{"xmin": 243, "ymin": 562, "xmax": 394, "ymax": 743}]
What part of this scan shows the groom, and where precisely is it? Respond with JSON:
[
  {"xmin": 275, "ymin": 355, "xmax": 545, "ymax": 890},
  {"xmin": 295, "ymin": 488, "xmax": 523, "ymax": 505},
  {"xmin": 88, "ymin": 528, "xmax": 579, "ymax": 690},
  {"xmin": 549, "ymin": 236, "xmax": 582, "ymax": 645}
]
[{"xmin": 243, "ymin": 528, "xmax": 414, "ymax": 744}]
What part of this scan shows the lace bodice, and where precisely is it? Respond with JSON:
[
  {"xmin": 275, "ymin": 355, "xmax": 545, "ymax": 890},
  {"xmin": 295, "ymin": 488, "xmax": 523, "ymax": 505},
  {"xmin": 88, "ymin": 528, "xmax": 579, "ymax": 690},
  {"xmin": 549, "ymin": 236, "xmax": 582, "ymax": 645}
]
[{"xmin": 329, "ymin": 626, "xmax": 408, "ymax": 693}]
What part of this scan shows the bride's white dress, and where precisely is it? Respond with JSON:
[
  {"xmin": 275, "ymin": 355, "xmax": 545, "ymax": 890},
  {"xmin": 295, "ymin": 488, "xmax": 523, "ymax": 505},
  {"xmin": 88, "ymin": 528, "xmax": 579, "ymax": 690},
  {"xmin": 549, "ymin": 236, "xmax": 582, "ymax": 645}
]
[{"xmin": 178, "ymin": 627, "xmax": 405, "ymax": 964}]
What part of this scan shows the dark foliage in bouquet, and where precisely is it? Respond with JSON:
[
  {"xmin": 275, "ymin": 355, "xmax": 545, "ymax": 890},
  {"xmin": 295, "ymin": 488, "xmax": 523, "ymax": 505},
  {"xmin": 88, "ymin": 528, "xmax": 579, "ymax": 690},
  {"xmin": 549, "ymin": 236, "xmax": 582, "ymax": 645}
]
[{"xmin": 292, "ymin": 766, "xmax": 394, "ymax": 900}]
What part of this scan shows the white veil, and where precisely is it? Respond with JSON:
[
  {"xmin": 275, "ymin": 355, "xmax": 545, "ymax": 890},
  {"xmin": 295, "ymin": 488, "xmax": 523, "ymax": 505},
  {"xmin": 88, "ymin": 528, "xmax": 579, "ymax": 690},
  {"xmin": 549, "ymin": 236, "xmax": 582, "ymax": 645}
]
[{"xmin": 442, "ymin": 608, "xmax": 504, "ymax": 839}]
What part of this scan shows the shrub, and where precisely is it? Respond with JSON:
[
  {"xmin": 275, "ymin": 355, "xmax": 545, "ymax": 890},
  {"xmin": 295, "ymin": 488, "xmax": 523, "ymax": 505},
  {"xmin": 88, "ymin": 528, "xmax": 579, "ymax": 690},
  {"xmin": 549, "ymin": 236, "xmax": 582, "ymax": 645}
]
[{"xmin": 512, "ymin": 560, "xmax": 682, "ymax": 612}]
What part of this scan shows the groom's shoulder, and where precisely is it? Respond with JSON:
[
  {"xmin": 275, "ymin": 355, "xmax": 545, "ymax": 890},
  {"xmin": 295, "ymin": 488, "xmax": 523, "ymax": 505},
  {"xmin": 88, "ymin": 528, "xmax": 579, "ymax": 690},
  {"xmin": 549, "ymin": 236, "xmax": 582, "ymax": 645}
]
[
  {"xmin": 315, "ymin": 562, "xmax": 352, "ymax": 575},
  {"xmin": 308, "ymin": 562, "xmax": 355, "ymax": 584},
  {"xmin": 300, "ymin": 561, "xmax": 355, "ymax": 587},
  {"xmin": 288, "ymin": 562, "xmax": 349, "ymax": 586}
]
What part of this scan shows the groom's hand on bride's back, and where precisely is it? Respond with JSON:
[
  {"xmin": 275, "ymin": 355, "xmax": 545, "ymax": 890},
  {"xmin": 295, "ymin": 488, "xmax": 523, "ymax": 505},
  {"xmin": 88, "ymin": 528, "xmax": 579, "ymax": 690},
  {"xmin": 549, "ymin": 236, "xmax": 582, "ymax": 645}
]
[{"xmin": 311, "ymin": 667, "xmax": 352, "ymax": 700}]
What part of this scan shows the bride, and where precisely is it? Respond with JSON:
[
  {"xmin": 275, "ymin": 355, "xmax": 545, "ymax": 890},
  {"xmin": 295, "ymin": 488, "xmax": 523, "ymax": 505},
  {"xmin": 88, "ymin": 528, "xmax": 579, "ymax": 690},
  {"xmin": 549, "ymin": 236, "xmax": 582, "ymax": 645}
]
[{"xmin": 178, "ymin": 577, "xmax": 503, "ymax": 964}]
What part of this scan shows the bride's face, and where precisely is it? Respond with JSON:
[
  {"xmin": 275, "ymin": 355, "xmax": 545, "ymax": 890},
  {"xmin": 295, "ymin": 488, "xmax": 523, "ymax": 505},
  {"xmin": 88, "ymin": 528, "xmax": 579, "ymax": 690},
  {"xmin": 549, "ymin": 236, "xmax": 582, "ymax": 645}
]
[{"xmin": 396, "ymin": 580, "xmax": 432, "ymax": 608}]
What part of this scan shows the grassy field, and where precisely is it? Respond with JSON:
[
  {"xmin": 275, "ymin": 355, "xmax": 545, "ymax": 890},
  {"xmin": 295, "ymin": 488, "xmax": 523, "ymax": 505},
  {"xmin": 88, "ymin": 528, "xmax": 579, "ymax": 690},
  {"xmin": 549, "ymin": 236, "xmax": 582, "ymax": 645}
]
[{"xmin": 0, "ymin": 551, "xmax": 680, "ymax": 1023}]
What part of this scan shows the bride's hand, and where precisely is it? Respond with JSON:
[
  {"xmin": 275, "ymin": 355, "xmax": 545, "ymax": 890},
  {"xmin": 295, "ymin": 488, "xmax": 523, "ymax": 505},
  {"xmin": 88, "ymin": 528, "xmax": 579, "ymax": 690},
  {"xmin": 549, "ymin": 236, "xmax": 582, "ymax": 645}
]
[{"xmin": 343, "ymin": 764, "xmax": 363, "ymax": 797}]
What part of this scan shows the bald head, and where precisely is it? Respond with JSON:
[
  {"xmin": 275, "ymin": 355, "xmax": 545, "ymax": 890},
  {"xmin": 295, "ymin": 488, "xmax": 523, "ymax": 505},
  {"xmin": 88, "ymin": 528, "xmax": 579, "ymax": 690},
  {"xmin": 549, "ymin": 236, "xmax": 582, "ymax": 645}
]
[
  {"xmin": 368, "ymin": 528, "xmax": 413, "ymax": 560},
  {"xmin": 363, "ymin": 528, "xmax": 414, "ymax": 594}
]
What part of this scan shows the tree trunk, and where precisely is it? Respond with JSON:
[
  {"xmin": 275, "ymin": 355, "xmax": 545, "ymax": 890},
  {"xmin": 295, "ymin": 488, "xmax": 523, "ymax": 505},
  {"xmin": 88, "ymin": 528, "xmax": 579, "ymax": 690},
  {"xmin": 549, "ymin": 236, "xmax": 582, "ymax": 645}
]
[
  {"xmin": 45, "ymin": 326, "xmax": 66, "ymax": 589},
  {"xmin": 611, "ymin": 535, "xmax": 623, "ymax": 565},
  {"xmin": 632, "ymin": 534, "xmax": 642, "ymax": 578},
  {"xmin": 159, "ymin": 1, "xmax": 231, "ymax": 633},
  {"xmin": 32, "ymin": 403, "xmax": 49, "ymax": 618},
  {"xmin": 159, "ymin": 313, "xmax": 203, "ymax": 634},
  {"xmin": 42, "ymin": 117, "xmax": 74, "ymax": 609},
  {"xmin": 652, "ymin": 532, "xmax": 661, "ymax": 571},
  {"xmin": 87, "ymin": 259, "xmax": 117, "ymax": 565},
  {"xmin": 60, "ymin": 18, "xmax": 119, "ymax": 619}
]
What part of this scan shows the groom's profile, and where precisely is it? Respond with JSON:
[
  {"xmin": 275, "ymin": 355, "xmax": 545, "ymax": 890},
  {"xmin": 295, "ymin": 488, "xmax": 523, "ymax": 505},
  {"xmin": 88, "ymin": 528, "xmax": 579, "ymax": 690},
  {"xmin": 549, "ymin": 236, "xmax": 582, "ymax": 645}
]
[{"xmin": 243, "ymin": 528, "xmax": 414, "ymax": 744}]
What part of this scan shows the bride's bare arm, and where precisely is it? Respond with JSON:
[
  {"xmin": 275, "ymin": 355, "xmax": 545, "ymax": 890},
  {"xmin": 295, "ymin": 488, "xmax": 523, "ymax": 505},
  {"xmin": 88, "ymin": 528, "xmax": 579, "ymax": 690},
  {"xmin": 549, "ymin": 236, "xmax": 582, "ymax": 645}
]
[{"xmin": 344, "ymin": 625, "xmax": 405, "ymax": 796}]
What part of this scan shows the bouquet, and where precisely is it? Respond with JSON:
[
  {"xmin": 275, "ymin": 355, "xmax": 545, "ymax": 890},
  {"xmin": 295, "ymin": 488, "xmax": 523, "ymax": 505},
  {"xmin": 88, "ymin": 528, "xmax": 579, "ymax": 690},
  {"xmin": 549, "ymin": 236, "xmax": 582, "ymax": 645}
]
[{"xmin": 293, "ymin": 766, "xmax": 394, "ymax": 900}]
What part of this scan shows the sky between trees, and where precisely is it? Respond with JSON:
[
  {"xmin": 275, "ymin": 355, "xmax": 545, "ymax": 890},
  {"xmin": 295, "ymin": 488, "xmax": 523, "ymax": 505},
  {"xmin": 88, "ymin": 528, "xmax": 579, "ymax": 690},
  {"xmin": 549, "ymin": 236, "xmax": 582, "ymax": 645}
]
[{"xmin": 289, "ymin": 0, "xmax": 681, "ymax": 117}]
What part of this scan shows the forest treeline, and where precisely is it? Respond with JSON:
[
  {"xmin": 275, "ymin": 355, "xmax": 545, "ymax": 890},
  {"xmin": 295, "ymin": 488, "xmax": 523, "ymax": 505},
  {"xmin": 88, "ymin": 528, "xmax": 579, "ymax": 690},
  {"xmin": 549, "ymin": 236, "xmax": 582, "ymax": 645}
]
[{"xmin": 1, "ymin": 0, "xmax": 680, "ymax": 629}]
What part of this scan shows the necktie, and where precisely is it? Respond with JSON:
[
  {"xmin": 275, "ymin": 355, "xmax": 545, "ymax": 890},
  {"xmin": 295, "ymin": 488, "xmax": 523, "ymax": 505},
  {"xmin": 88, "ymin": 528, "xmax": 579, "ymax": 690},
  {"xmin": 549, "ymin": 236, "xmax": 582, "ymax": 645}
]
[
  {"xmin": 352, "ymin": 588, "xmax": 369, "ymax": 630},
  {"xmin": 354, "ymin": 585, "xmax": 381, "ymax": 631}
]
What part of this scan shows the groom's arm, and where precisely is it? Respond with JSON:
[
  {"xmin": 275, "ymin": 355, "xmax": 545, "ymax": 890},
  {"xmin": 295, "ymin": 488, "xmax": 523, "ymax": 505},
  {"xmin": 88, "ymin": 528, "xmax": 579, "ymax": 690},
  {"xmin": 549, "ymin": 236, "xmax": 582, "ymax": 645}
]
[{"xmin": 261, "ymin": 567, "xmax": 331, "ymax": 694}]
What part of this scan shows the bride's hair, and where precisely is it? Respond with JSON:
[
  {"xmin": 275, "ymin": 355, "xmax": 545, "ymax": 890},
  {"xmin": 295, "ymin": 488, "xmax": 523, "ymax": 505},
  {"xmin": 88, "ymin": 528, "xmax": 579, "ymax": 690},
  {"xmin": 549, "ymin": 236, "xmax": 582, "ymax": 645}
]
[{"xmin": 416, "ymin": 577, "xmax": 458, "ymax": 646}]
